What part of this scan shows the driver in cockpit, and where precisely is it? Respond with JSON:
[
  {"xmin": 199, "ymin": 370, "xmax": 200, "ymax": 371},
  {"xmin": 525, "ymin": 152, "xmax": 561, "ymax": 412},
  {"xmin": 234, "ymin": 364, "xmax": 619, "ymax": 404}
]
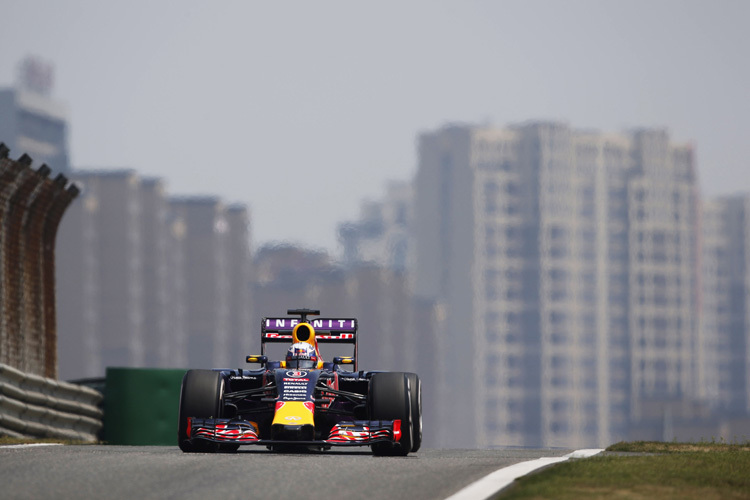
[{"xmin": 284, "ymin": 342, "xmax": 320, "ymax": 369}]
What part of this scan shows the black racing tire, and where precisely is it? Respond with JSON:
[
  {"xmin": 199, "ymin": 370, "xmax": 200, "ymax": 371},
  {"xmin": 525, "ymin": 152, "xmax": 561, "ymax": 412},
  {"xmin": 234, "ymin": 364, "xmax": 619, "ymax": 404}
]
[
  {"xmin": 178, "ymin": 369, "xmax": 236, "ymax": 452},
  {"xmin": 368, "ymin": 372, "xmax": 413, "ymax": 456},
  {"xmin": 405, "ymin": 373, "xmax": 422, "ymax": 452}
]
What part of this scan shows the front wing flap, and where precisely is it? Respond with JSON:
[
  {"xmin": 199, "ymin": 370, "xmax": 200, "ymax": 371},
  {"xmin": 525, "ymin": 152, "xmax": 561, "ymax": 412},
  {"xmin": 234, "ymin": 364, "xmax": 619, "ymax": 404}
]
[
  {"xmin": 187, "ymin": 417, "xmax": 402, "ymax": 447},
  {"xmin": 188, "ymin": 418, "xmax": 260, "ymax": 443}
]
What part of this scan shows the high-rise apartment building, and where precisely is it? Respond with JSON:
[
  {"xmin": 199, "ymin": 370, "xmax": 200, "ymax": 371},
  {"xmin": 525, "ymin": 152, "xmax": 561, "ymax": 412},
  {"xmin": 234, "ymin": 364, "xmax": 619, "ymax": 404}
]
[
  {"xmin": 140, "ymin": 178, "xmax": 172, "ymax": 368},
  {"xmin": 57, "ymin": 176, "xmax": 252, "ymax": 378},
  {"xmin": 0, "ymin": 57, "xmax": 70, "ymax": 175},
  {"xmin": 413, "ymin": 122, "xmax": 701, "ymax": 448},
  {"xmin": 169, "ymin": 197, "xmax": 232, "ymax": 368},
  {"xmin": 339, "ymin": 181, "xmax": 413, "ymax": 272},
  {"xmin": 621, "ymin": 131, "xmax": 701, "ymax": 430},
  {"xmin": 702, "ymin": 196, "xmax": 750, "ymax": 415},
  {"xmin": 167, "ymin": 198, "xmax": 252, "ymax": 369},
  {"xmin": 57, "ymin": 170, "xmax": 145, "ymax": 379},
  {"xmin": 225, "ymin": 205, "xmax": 253, "ymax": 358}
]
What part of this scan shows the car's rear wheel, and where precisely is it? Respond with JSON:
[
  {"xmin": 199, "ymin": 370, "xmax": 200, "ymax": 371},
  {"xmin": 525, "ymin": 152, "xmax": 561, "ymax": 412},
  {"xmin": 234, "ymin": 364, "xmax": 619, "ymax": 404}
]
[
  {"xmin": 178, "ymin": 369, "xmax": 237, "ymax": 452},
  {"xmin": 405, "ymin": 372, "xmax": 422, "ymax": 452},
  {"xmin": 368, "ymin": 372, "xmax": 413, "ymax": 456}
]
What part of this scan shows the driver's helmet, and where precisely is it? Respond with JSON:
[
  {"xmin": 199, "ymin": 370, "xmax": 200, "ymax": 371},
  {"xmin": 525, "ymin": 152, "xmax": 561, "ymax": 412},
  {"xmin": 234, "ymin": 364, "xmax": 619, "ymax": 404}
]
[{"xmin": 285, "ymin": 342, "xmax": 318, "ymax": 369}]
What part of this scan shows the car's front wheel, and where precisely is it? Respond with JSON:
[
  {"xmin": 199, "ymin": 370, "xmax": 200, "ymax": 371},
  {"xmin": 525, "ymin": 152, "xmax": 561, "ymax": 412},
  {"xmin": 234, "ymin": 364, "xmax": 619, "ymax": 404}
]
[
  {"xmin": 368, "ymin": 372, "xmax": 413, "ymax": 456},
  {"xmin": 178, "ymin": 369, "xmax": 236, "ymax": 452}
]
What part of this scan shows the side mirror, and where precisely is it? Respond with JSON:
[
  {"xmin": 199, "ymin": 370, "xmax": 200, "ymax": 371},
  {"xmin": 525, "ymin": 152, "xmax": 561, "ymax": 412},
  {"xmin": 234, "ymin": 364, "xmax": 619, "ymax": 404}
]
[
  {"xmin": 333, "ymin": 356, "xmax": 354, "ymax": 365},
  {"xmin": 246, "ymin": 355, "xmax": 268, "ymax": 365}
]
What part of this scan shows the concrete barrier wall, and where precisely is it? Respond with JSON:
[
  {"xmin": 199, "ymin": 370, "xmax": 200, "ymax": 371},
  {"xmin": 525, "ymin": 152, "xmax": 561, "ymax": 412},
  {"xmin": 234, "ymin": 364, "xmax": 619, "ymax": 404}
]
[{"xmin": 0, "ymin": 363, "xmax": 102, "ymax": 441}]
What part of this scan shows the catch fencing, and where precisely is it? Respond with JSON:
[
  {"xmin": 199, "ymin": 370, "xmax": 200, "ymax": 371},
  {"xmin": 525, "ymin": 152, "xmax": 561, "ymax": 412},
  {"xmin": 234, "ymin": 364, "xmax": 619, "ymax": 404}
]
[
  {"xmin": 0, "ymin": 143, "xmax": 78, "ymax": 378},
  {"xmin": 0, "ymin": 144, "xmax": 99, "ymax": 440}
]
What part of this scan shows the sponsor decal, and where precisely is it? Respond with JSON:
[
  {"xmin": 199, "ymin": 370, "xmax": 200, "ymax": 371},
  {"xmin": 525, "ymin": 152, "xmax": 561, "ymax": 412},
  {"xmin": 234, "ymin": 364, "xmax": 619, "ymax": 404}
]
[
  {"xmin": 265, "ymin": 318, "xmax": 356, "ymax": 331},
  {"xmin": 285, "ymin": 416, "xmax": 302, "ymax": 421},
  {"xmin": 281, "ymin": 378, "xmax": 309, "ymax": 400},
  {"xmin": 265, "ymin": 333, "xmax": 293, "ymax": 339},
  {"xmin": 274, "ymin": 319, "xmax": 299, "ymax": 328},
  {"xmin": 312, "ymin": 319, "xmax": 356, "ymax": 329},
  {"xmin": 285, "ymin": 371, "xmax": 308, "ymax": 378}
]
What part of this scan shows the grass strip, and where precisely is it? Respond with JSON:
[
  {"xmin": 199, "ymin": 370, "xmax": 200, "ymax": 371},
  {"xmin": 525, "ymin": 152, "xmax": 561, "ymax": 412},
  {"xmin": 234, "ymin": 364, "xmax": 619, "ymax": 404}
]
[
  {"xmin": 607, "ymin": 440, "xmax": 750, "ymax": 454},
  {"xmin": 499, "ymin": 443, "xmax": 750, "ymax": 500}
]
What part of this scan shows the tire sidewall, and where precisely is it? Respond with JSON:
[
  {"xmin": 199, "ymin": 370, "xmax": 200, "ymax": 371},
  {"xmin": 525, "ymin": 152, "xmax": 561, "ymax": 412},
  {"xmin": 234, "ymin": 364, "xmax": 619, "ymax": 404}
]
[
  {"xmin": 368, "ymin": 372, "xmax": 413, "ymax": 455},
  {"xmin": 405, "ymin": 373, "xmax": 422, "ymax": 452},
  {"xmin": 178, "ymin": 369, "xmax": 226, "ymax": 452}
]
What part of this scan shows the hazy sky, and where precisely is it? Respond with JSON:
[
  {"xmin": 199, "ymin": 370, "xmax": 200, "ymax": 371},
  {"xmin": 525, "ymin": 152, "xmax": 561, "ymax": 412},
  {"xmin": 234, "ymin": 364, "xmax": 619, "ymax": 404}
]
[{"xmin": 1, "ymin": 1, "xmax": 748, "ymax": 254}]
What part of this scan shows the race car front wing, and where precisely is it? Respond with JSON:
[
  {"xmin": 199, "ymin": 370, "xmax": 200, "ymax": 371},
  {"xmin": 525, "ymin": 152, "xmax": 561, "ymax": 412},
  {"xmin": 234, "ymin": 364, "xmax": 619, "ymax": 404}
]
[{"xmin": 186, "ymin": 417, "xmax": 402, "ymax": 447}]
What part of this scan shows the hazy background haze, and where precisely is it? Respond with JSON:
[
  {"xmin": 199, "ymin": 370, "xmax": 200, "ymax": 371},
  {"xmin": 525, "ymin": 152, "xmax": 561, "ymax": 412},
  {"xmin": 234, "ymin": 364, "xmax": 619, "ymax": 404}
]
[{"xmin": 1, "ymin": 0, "xmax": 748, "ymax": 252}]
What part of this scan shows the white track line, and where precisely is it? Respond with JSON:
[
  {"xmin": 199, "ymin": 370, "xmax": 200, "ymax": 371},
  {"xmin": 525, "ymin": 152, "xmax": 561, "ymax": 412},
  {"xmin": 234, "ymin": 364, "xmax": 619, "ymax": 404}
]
[
  {"xmin": 444, "ymin": 448, "xmax": 604, "ymax": 500},
  {"xmin": 0, "ymin": 443, "xmax": 63, "ymax": 449}
]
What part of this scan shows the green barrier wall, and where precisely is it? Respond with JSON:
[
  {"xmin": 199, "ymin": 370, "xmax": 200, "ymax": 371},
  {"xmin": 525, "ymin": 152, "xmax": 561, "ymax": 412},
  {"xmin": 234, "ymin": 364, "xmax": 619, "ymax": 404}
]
[{"xmin": 103, "ymin": 368, "xmax": 186, "ymax": 445}]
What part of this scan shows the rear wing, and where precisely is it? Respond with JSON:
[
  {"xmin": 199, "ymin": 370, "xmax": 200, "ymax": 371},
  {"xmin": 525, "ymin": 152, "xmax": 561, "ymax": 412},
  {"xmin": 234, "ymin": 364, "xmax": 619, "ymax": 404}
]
[
  {"xmin": 261, "ymin": 316, "xmax": 358, "ymax": 369},
  {"xmin": 261, "ymin": 318, "xmax": 358, "ymax": 343}
]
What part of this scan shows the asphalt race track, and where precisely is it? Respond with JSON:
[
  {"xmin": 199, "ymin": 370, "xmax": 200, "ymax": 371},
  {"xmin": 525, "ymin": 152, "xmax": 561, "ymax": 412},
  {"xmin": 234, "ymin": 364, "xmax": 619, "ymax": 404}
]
[{"xmin": 0, "ymin": 445, "xmax": 573, "ymax": 500}]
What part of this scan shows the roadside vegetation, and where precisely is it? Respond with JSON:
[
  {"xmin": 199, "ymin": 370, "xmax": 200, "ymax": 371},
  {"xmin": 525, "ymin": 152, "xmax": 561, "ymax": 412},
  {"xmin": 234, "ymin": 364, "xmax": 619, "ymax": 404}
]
[{"xmin": 499, "ymin": 440, "xmax": 750, "ymax": 499}]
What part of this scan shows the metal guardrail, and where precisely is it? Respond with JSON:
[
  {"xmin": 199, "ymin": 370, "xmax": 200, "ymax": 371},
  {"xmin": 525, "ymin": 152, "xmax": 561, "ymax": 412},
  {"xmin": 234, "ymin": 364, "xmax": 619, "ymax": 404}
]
[{"xmin": 0, "ymin": 363, "xmax": 102, "ymax": 441}]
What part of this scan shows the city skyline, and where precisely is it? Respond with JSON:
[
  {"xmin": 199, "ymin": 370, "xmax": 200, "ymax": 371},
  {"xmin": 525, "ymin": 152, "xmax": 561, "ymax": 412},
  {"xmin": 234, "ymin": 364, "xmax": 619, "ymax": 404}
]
[
  {"xmin": 1, "ymin": 1, "xmax": 748, "ymax": 253},
  {"xmin": 50, "ymin": 120, "xmax": 750, "ymax": 448},
  {"xmin": 410, "ymin": 121, "xmax": 743, "ymax": 448}
]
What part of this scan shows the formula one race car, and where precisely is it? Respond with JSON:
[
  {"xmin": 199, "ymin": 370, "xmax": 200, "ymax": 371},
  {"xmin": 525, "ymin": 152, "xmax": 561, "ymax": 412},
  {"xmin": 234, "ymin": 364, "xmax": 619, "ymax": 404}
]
[{"xmin": 178, "ymin": 309, "xmax": 421, "ymax": 456}]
